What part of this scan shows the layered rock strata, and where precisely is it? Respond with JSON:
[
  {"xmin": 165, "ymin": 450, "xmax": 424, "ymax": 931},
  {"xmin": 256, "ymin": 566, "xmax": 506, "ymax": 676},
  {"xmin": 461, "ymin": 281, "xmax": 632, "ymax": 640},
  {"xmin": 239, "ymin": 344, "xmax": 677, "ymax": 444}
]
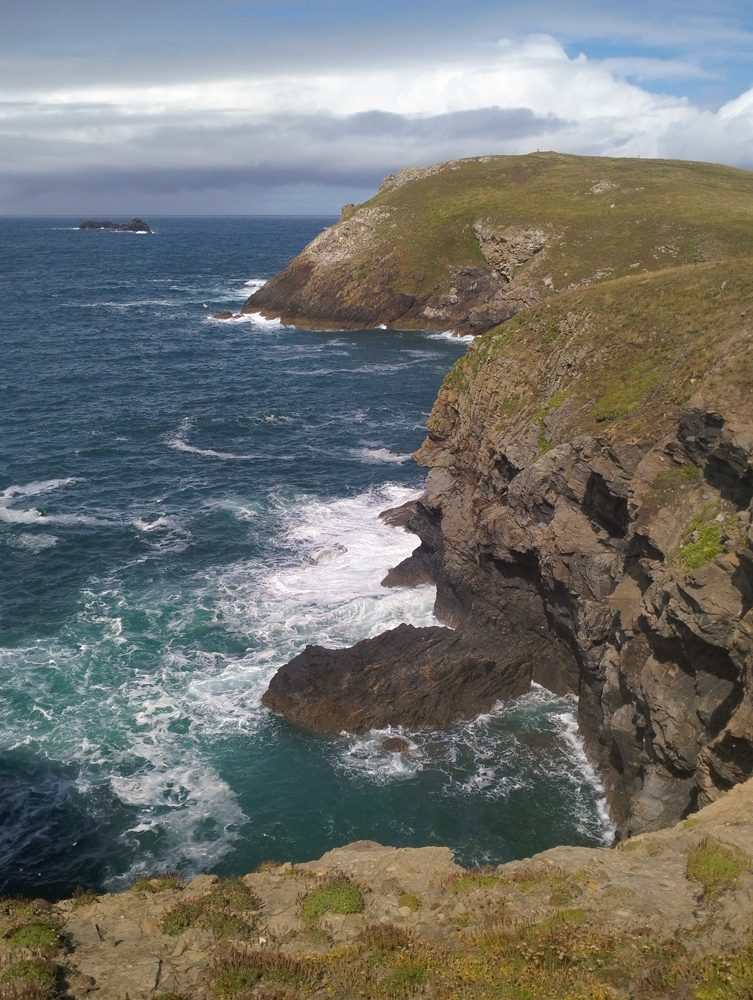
[{"xmin": 264, "ymin": 259, "xmax": 753, "ymax": 840}]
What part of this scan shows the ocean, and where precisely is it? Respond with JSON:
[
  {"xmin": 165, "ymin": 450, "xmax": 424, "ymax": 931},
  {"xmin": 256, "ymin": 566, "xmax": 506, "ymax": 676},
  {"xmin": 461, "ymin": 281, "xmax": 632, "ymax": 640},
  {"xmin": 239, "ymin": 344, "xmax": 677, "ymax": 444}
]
[{"xmin": 0, "ymin": 216, "xmax": 612, "ymax": 899}]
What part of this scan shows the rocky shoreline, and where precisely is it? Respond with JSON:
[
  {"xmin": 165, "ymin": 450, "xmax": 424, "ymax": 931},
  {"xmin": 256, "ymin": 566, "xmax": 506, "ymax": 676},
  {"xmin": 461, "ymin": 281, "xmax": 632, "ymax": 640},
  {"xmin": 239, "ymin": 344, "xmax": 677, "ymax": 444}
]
[{"xmin": 256, "ymin": 155, "xmax": 753, "ymax": 845}]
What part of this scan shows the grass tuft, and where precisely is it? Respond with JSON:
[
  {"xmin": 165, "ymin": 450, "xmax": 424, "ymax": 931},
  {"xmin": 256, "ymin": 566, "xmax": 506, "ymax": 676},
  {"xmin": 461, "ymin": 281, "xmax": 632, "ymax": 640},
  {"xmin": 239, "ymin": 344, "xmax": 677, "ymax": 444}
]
[
  {"xmin": 70, "ymin": 887, "xmax": 98, "ymax": 910},
  {"xmin": 131, "ymin": 871, "xmax": 185, "ymax": 893},
  {"xmin": 379, "ymin": 962, "xmax": 427, "ymax": 996},
  {"xmin": 0, "ymin": 959, "xmax": 57, "ymax": 999},
  {"xmin": 358, "ymin": 924, "xmax": 415, "ymax": 952},
  {"xmin": 212, "ymin": 948, "xmax": 312, "ymax": 997},
  {"xmin": 687, "ymin": 838, "xmax": 750, "ymax": 901},
  {"xmin": 300, "ymin": 878, "xmax": 364, "ymax": 923}
]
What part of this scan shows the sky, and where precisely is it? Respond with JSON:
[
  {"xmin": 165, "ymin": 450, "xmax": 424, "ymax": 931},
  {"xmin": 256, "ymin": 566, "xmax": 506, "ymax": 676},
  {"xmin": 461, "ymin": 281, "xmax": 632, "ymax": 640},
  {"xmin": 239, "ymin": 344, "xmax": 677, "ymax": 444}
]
[{"xmin": 2, "ymin": 1, "xmax": 753, "ymax": 214}]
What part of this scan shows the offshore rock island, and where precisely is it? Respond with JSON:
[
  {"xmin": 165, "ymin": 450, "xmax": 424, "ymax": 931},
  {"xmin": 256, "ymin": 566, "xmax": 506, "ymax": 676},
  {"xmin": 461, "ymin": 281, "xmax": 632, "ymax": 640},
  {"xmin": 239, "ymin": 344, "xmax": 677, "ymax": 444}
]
[{"xmin": 78, "ymin": 217, "xmax": 152, "ymax": 232}]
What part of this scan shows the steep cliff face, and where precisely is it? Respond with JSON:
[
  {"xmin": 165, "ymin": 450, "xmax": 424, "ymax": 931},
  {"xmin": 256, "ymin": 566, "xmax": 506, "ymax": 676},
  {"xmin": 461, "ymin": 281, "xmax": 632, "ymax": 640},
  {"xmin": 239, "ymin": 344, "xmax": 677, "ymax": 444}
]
[
  {"xmin": 401, "ymin": 259, "xmax": 753, "ymax": 837},
  {"xmin": 243, "ymin": 152, "xmax": 753, "ymax": 335}
]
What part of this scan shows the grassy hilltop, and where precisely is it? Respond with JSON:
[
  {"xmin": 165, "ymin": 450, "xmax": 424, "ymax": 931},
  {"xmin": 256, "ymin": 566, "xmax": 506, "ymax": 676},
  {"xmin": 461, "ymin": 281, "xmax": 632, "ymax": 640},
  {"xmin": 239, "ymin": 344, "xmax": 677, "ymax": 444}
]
[{"xmin": 243, "ymin": 153, "xmax": 753, "ymax": 333}]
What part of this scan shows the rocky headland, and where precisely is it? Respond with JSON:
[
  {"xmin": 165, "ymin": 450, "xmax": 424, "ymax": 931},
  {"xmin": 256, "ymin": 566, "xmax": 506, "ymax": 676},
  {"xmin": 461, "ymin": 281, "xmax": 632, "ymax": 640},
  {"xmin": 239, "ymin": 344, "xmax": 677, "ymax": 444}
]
[
  {"xmin": 241, "ymin": 153, "xmax": 753, "ymax": 335},
  {"xmin": 260, "ymin": 154, "xmax": 753, "ymax": 848},
  {"xmin": 79, "ymin": 218, "xmax": 152, "ymax": 233}
]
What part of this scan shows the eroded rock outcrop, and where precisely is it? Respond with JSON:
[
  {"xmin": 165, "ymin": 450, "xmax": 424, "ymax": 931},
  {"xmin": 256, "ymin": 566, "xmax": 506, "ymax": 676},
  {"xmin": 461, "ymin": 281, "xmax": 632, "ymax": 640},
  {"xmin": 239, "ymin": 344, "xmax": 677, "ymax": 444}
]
[
  {"xmin": 394, "ymin": 262, "xmax": 753, "ymax": 839},
  {"xmin": 261, "ymin": 622, "xmax": 541, "ymax": 732},
  {"xmin": 261, "ymin": 256, "xmax": 753, "ymax": 840}
]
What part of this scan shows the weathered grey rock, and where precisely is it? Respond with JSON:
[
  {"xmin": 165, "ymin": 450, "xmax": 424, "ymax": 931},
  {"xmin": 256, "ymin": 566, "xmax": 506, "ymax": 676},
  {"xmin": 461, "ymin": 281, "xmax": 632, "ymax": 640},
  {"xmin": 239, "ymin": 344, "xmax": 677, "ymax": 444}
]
[{"xmin": 405, "ymin": 359, "xmax": 753, "ymax": 838}]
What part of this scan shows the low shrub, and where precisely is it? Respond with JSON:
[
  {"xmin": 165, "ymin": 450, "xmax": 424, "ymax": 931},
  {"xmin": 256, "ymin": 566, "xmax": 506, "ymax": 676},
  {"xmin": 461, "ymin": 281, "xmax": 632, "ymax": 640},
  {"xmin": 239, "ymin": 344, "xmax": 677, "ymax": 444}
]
[
  {"xmin": 6, "ymin": 924, "xmax": 60, "ymax": 953},
  {"xmin": 161, "ymin": 903, "xmax": 201, "ymax": 936},
  {"xmin": 208, "ymin": 878, "xmax": 261, "ymax": 911},
  {"xmin": 398, "ymin": 893, "xmax": 421, "ymax": 911}
]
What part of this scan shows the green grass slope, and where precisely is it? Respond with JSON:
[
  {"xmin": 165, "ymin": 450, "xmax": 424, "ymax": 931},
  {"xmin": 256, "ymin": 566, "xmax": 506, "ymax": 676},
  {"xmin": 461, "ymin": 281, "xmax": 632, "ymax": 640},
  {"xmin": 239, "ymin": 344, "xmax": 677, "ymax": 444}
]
[{"xmin": 244, "ymin": 153, "xmax": 753, "ymax": 333}]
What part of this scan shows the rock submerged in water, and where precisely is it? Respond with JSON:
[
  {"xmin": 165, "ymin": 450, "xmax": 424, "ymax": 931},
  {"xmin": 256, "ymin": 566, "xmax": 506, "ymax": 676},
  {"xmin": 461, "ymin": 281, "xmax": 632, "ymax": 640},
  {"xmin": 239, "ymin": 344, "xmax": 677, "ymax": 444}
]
[
  {"xmin": 79, "ymin": 217, "xmax": 152, "ymax": 233},
  {"xmin": 261, "ymin": 621, "xmax": 536, "ymax": 733},
  {"xmin": 380, "ymin": 737, "xmax": 411, "ymax": 755}
]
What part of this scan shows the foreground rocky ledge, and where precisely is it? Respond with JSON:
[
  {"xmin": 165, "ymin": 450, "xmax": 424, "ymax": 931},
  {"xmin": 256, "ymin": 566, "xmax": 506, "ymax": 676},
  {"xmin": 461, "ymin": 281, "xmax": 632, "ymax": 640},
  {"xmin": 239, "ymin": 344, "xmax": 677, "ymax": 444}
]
[{"xmin": 3, "ymin": 777, "xmax": 752, "ymax": 999}]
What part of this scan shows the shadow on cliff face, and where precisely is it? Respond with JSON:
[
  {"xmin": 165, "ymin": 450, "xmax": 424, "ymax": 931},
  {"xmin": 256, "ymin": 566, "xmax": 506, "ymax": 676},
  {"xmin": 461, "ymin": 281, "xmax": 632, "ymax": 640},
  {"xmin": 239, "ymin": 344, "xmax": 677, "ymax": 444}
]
[{"xmin": 0, "ymin": 749, "xmax": 137, "ymax": 899}]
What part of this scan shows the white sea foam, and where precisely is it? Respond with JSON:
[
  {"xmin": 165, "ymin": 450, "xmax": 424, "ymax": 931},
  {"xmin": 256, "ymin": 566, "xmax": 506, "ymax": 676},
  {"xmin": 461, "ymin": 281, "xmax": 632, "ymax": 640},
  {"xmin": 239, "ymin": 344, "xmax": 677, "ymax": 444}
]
[
  {"xmin": 6, "ymin": 533, "xmax": 58, "ymax": 553},
  {"xmin": 334, "ymin": 728, "xmax": 426, "ymax": 784},
  {"xmin": 167, "ymin": 438, "xmax": 260, "ymax": 461},
  {"xmin": 350, "ymin": 447, "xmax": 413, "ymax": 464},
  {"xmin": 425, "ymin": 331, "xmax": 475, "ymax": 343},
  {"xmin": 0, "ymin": 478, "xmax": 79, "ymax": 501},
  {"xmin": 0, "ymin": 477, "xmax": 105, "ymax": 526},
  {"xmin": 0, "ymin": 478, "xmax": 612, "ymax": 881}
]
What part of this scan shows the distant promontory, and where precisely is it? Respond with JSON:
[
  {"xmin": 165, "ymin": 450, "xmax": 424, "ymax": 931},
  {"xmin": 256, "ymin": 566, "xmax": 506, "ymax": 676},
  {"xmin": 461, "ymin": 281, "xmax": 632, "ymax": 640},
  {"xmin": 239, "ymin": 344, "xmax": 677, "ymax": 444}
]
[{"xmin": 79, "ymin": 217, "xmax": 152, "ymax": 233}]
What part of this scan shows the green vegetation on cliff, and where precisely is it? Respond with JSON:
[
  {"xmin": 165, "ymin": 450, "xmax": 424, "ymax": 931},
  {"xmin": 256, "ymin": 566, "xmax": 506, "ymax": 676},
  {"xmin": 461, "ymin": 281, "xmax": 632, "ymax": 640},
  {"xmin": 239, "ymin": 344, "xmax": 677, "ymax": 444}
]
[
  {"xmin": 370, "ymin": 154, "xmax": 753, "ymax": 294},
  {"xmin": 431, "ymin": 257, "xmax": 753, "ymax": 447},
  {"xmin": 245, "ymin": 152, "xmax": 753, "ymax": 335}
]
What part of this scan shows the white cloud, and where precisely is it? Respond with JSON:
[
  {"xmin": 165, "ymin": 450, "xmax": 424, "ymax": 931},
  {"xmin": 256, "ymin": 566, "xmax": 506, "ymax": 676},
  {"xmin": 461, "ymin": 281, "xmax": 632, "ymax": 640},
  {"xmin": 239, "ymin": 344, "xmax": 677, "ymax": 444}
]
[{"xmin": 2, "ymin": 34, "xmax": 753, "ymax": 212}]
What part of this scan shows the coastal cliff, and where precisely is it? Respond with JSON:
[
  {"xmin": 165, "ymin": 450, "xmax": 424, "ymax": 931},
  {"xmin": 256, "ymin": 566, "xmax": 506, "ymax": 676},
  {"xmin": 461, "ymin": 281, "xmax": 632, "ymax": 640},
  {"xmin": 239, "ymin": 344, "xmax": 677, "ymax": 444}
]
[
  {"xmin": 405, "ymin": 259, "xmax": 753, "ymax": 839},
  {"xmin": 259, "ymin": 154, "xmax": 753, "ymax": 842},
  {"xmin": 242, "ymin": 153, "xmax": 753, "ymax": 334}
]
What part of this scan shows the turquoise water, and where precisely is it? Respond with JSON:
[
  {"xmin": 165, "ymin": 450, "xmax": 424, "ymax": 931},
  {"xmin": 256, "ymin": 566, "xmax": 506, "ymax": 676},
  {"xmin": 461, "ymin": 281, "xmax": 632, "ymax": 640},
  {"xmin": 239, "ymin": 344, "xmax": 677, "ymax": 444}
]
[{"xmin": 0, "ymin": 217, "xmax": 612, "ymax": 899}]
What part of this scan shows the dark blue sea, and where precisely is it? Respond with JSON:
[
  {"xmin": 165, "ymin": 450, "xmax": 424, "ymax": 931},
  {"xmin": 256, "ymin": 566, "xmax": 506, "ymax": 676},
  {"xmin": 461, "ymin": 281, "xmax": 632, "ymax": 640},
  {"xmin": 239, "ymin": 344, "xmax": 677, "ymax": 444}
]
[{"xmin": 0, "ymin": 217, "xmax": 612, "ymax": 899}]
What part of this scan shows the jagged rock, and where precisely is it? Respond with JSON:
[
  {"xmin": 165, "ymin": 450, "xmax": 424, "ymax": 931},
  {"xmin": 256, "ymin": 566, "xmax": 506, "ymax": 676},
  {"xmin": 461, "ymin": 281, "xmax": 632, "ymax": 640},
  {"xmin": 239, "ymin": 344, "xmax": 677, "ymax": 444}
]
[
  {"xmin": 380, "ymin": 737, "xmax": 410, "ymax": 754},
  {"xmin": 261, "ymin": 621, "xmax": 540, "ymax": 732},
  {"xmin": 213, "ymin": 310, "xmax": 234, "ymax": 319}
]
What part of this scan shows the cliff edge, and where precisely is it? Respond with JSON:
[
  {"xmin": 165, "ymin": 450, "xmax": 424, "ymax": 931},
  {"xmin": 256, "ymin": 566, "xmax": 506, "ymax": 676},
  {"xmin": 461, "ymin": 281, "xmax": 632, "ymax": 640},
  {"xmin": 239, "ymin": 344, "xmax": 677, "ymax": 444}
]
[
  {"xmin": 259, "ymin": 155, "xmax": 753, "ymax": 842},
  {"xmin": 4, "ymin": 777, "xmax": 753, "ymax": 999}
]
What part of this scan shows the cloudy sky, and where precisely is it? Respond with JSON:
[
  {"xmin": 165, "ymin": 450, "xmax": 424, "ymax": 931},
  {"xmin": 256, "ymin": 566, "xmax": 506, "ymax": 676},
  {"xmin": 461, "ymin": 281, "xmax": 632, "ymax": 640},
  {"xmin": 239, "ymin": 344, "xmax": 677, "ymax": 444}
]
[{"xmin": 2, "ymin": 0, "xmax": 753, "ymax": 214}]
